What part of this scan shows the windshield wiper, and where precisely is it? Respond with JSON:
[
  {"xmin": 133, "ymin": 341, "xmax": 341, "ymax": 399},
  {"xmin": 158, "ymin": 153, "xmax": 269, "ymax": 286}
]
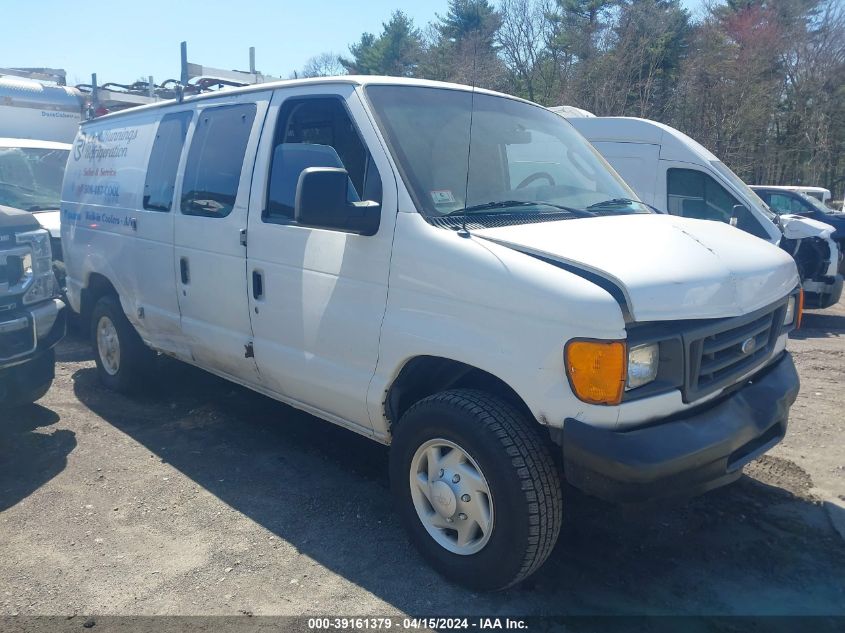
[
  {"xmin": 448, "ymin": 200, "xmax": 595, "ymax": 218},
  {"xmin": 586, "ymin": 197, "xmax": 638, "ymax": 209}
]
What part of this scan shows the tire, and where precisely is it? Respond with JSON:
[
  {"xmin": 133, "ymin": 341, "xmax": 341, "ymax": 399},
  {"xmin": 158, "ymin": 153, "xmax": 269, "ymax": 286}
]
[
  {"xmin": 1, "ymin": 379, "xmax": 52, "ymax": 409},
  {"xmin": 90, "ymin": 295, "xmax": 153, "ymax": 393},
  {"xmin": 390, "ymin": 389, "xmax": 562, "ymax": 591}
]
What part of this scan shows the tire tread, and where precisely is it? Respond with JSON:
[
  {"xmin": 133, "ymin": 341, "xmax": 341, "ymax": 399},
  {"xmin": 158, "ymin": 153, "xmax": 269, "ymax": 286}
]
[{"xmin": 402, "ymin": 389, "xmax": 562, "ymax": 589}]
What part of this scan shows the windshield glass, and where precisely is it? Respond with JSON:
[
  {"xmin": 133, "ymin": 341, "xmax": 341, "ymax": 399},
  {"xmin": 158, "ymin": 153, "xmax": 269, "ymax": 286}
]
[
  {"xmin": 365, "ymin": 85, "xmax": 650, "ymax": 218},
  {"xmin": 710, "ymin": 160, "xmax": 777, "ymax": 222},
  {"xmin": 0, "ymin": 146, "xmax": 69, "ymax": 212},
  {"xmin": 796, "ymin": 191, "xmax": 836, "ymax": 214}
]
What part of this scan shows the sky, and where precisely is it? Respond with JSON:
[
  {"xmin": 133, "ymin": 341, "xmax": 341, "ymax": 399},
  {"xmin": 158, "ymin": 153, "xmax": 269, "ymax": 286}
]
[{"xmin": 3, "ymin": 0, "xmax": 705, "ymax": 88}]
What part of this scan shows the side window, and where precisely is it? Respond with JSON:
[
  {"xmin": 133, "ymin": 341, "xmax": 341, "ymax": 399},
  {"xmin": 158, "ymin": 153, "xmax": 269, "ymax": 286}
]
[
  {"xmin": 143, "ymin": 111, "xmax": 192, "ymax": 211},
  {"xmin": 264, "ymin": 97, "xmax": 381, "ymax": 223},
  {"xmin": 766, "ymin": 193, "xmax": 796, "ymax": 213},
  {"xmin": 181, "ymin": 103, "xmax": 256, "ymax": 218},
  {"xmin": 667, "ymin": 168, "xmax": 739, "ymax": 222}
]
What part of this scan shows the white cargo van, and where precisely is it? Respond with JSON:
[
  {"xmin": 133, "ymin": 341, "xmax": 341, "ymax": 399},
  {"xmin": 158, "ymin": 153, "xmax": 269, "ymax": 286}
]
[
  {"xmin": 563, "ymin": 115, "xmax": 843, "ymax": 309},
  {"xmin": 62, "ymin": 77, "xmax": 802, "ymax": 590}
]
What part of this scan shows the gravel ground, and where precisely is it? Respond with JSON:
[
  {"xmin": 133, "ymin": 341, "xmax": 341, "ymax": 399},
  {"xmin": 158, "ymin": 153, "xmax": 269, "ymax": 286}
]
[{"xmin": 1, "ymin": 300, "xmax": 844, "ymax": 617}]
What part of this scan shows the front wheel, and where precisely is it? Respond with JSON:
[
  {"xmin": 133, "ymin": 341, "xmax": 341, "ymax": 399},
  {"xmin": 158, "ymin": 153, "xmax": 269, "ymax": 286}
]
[{"xmin": 390, "ymin": 389, "xmax": 563, "ymax": 591}]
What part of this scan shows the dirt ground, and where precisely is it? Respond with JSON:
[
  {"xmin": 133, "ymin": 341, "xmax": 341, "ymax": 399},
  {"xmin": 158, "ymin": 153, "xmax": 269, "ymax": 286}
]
[{"xmin": 1, "ymin": 300, "xmax": 844, "ymax": 617}]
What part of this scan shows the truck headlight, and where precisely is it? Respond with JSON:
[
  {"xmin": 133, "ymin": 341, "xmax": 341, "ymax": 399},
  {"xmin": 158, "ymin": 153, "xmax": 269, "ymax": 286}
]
[
  {"xmin": 626, "ymin": 343, "xmax": 659, "ymax": 390},
  {"xmin": 16, "ymin": 229, "xmax": 58, "ymax": 305},
  {"xmin": 783, "ymin": 296, "xmax": 796, "ymax": 326}
]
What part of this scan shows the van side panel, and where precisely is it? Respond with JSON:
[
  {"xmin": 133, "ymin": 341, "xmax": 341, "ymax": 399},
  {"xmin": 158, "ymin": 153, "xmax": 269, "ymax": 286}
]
[
  {"xmin": 590, "ymin": 142, "xmax": 661, "ymax": 207},
  {"xmin": 368, "ymin": 212, "xmax": 628, "ymax": 437},
  {"xmin": 61, "ymin": 111, "xmax": 187, "ymax": 355}
]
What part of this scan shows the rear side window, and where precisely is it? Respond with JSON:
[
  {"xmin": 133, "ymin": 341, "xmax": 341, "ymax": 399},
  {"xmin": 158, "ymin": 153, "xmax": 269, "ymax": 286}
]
[
  {"xmin": 181, "ymin": 103, "xmax": 256, "ymax": 218},
  {"xmin": 143, "ymin": 111, "xmax": 192, "ymax": 211}
]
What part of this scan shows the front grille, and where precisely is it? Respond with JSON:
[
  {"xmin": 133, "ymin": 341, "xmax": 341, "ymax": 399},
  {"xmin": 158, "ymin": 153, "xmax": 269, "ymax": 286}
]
[
  {"xmin": 1, "ymin": 255, "xmax": 24, "ymax": 287},
  {"xmin": 0, "ymin": 245, "xmax": 29, "ymax": 290},
  {"xmin": 684, "ymin": 302, "xmax": 786, "ymax": 403},
  {"xmin": 0, "ymin": 316, "xmax": 35, "ymax": 361}
]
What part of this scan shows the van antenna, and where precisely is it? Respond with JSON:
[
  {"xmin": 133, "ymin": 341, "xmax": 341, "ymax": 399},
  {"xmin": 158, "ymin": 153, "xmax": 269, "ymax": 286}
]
[{"xmin": 459, "ymin": 0, "xmax": 482, "ymax": 238}]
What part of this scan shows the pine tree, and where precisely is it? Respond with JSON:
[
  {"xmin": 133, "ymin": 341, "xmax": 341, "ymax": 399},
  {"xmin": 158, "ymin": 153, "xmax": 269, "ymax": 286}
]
[{"xmin": 340, "ymin": 11, "xmax": 423, "ymax": 77}]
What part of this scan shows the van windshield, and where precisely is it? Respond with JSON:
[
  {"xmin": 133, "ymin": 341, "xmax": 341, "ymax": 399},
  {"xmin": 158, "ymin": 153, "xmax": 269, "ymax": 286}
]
[
  {"xmin": 796, "ymin": 191, "xmax": 837, "ymax": 214},
  {"xmin": 365, "ymin": 85, "xmax": 650, "ymax": 220},
  {"xmin": 0, "ymin": 146, "xmax": 68, "ymax": 212}
]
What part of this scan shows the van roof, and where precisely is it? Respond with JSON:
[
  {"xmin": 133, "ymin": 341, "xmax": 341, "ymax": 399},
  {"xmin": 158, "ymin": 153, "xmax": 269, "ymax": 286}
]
[
  {"xmin": 562, "ymin": 115, "xmax": 721, "ymax": 164},
  {"xmin": 0, "ymin": 137, "xmax": 72, "ymax": 150},
  {"xmin": 83, "ymin": 76, "xmax": 535, "ymax": 126},
  {"xmin": 752, "ymin": 185, "xmax": 830, "ymax": 194}
]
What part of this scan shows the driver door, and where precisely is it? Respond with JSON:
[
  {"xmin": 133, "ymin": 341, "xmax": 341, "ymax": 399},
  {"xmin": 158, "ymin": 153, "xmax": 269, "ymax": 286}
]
[{"xmin": 245, "ymin": 85, "xmax": 397, "ymax": 430}]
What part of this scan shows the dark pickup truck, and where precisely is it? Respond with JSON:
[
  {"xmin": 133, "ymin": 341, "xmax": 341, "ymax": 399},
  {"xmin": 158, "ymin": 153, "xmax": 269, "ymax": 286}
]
[{"xmin": 0, "ymin": 206, "xmax": 65, "ymax": 408}]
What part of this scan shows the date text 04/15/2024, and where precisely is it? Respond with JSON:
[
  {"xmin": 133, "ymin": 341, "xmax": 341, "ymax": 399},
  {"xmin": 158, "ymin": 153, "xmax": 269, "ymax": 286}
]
[{"xmin": 306, "ymin": 618, "xmax": 528, "ymax": 630}]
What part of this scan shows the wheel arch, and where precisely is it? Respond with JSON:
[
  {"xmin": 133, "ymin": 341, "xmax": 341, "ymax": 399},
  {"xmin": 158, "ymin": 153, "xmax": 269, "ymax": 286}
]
[
  {"xmin": 384, "ymin": 356, "xmax": 536, "ymax": 435},
  {"xmin": 80, "ymin": 272, "xmax": 119, "ymax": 327}
]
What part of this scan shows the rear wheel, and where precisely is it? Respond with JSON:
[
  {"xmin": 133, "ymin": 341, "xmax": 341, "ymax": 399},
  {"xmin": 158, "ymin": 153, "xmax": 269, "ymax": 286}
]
[
  {"xmin": 90, "ymin": 295, "xmax": 153, "ymax": 393},
  {"xmin": 390, "ymin": 389, "xmax": 562, "ymax": 591}
]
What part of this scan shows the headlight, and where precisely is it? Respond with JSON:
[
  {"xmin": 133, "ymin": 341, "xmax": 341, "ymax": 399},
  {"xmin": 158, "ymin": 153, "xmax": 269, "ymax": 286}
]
[
  {"xmin": 783, "ymin": 296, "xmax": 796, "ymax": 326},
  {"xmin": 15, "ymin": 229, "xmax": 58, "ymax": 305},
  {"xmin": 783, "ymin": 292, "xmax": 803, "ymax": 328},
  {"xmin": 626, "ymin": 343, "xmax": 659, "ymax": 390},
  {"xmin": 565, "ymin": 340, "xmax": 627, "ymax": 405}
]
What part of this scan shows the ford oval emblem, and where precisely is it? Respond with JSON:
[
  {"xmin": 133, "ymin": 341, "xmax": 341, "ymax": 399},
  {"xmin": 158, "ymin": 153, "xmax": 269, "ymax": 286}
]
[{"xmin": 741, "ymin": 337, "xmax": 756, "ymax": 355}]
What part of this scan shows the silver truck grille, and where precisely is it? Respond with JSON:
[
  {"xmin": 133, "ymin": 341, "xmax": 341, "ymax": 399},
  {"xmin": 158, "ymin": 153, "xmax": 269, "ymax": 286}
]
[{"xmin": 684, "ymin": 303, "xmax": 786, "ymax": 403}]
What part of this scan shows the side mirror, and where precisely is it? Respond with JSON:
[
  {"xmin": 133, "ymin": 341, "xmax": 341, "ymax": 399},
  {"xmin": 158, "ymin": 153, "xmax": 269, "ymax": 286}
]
[
  {"xmin": 730, "ymin": 204, "xmax": 748, "ymax": 227},
  {"xmin": 294, "ymin": 167, "xmax": 380, "ymax": 236}
]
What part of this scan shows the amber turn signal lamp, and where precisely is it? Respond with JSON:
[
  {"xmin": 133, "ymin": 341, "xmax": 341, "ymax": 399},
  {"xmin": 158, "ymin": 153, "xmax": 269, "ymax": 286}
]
[
  {"xmin": 797, "ymin": 289, "xmax": 804, "ymax": 329},
  {"xmin": 565, "ymin": 340, "xmax": 627, "ymax": 405}
]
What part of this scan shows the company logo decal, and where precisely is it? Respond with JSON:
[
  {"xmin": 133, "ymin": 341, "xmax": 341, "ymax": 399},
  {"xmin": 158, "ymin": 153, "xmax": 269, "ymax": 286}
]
[{"xmin": 73, "ymin": 128, "xmax": 139, "ymax": 163}]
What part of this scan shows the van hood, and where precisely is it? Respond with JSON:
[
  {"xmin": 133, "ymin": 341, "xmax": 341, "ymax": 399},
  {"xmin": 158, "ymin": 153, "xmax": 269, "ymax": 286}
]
[
  {"xmin": 0, "ymin": 204, "xmax": 60, "ymax": 238},
  {"xmin": 473, "ymin": 214, "xmax": 799, "ymax": 322}
]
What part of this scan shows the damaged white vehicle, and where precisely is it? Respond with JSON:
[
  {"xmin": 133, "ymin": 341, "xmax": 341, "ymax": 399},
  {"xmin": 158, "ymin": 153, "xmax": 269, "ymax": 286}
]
[
  {"xmin": 557, "ymin": 111, "xmax": 843, "ymax": 309},
  {"xmin": 62, "ymin": 78, "xmax": 802, "ymax": 590}
]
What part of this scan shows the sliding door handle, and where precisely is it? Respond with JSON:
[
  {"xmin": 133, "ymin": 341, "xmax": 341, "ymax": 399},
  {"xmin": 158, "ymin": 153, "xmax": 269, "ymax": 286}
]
[
  {"xmin": 180, "ymin": 257, "xmax": 190, "ymax": 284},
  {"xmin": 252, "ymin": 270, "xmax": 264, "ymax": 300}
]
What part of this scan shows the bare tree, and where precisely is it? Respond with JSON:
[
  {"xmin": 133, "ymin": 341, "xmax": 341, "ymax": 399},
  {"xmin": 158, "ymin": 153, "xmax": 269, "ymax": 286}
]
[
  {"xmin": 497, "ymin": 0, "xmax": 559, "ymax": 103},
  {"xmin": 300, "ymin": 52, "xmax": 347, "ymax": 78}
]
